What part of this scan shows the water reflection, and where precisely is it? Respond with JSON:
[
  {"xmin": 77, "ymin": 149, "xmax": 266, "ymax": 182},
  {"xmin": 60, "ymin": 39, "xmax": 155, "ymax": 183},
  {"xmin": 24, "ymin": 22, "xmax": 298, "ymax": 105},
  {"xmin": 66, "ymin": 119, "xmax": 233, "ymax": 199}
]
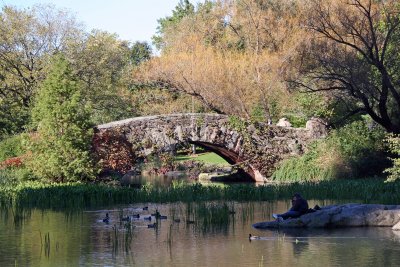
[{"xmin": 1, "ymin": 201, "xmax": 400, "ymax": 266}]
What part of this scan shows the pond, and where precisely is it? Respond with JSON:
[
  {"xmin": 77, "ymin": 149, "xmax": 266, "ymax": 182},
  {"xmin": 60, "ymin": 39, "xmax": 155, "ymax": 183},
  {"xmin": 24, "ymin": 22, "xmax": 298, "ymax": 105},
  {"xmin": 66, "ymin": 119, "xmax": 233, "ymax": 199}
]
[{"xmin": 1, "ymin": 200, "xmax": 400, "ymax": 266}]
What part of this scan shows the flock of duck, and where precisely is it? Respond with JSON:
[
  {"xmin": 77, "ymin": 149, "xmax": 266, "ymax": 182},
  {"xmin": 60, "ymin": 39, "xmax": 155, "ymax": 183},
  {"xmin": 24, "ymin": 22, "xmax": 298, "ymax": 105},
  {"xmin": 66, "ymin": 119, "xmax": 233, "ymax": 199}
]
[
  {"xmin": 101, "ymin": 206, "xmax": 191, "ymax": 228},
  {"xmin": 100, "ymin": 207, "xmax": 259, "ymax": 240}
]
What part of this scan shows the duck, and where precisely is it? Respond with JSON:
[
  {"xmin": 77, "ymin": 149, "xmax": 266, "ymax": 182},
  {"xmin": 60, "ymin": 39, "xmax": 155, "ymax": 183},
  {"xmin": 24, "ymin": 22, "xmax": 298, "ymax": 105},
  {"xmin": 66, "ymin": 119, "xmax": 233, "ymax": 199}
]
[
  {"xmin": 142, "ymin": 206, "xmax": 148, "ymax": 211},
  {"xmin": 121, "ymin": 216, "xmax": 130, "ymax": 222},
  {"xmin": 151, "ymin": 210, "xmax": 161, "ymax": 217},
  {"xmin": 173, "ymin": 218, "xmax": 181, "ymax": 223},
  {"xmin": 132, "ymin": 214, "xmax": 140, "ymax": 219},
  {"xmin": 249, "ymin": 234, "xmax": 260, "ymax": 240},
  {"xmin": 147, "ymin": 223, "xmax": 157, "ymax": 228},
  {"xmin": 103, "ymin": 213, "xmax": 110, "ymax": 223},
  {"xmin": 159, "ymin": 215, "xmax": 167, "ymax": 220},
  {"xmin": 186, "ymin": 220, "xmax": 195, "ymax": 224},
  {"xmin": 143, "ymin": 216, "xmax": 152, "ymax": 221}
]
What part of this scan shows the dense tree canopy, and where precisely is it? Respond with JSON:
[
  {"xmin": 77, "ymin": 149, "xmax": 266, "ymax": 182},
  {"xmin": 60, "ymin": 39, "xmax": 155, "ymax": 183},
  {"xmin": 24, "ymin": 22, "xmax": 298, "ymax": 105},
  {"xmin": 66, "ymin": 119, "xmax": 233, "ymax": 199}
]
[
  {"xmin": 0, "ymin": 5, "xmax": 83, "ymax": 137},
  {"xmin": 133, "ymin": 0, "xmax": 400, "ymax": 131},
  {"xmin": 134, "ymin": 0, "xmax": 308, "ymax": 122},
  {"xmin": 0, "ymin": 5, "xmax": 138, "ymax": 139}
]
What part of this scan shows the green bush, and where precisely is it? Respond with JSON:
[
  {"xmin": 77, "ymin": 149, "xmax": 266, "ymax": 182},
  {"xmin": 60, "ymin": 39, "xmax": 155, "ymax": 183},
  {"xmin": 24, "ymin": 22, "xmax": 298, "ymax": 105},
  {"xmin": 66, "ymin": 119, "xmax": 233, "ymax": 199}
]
[
  {"xmin": 0, "ymin": 168, "xmax": 35, "ymax": 186},
  {"xmin": 326, "ymin": 120, "xmax": 388, "ymax": 177},
  {"xmin": 272, "ymin": 142, "xmax": 342, "ymax": 182},
  {"xmin": 0, "ymin": 134, "xmax": 25, "ymax": 162},
  {"xmin": 272, "ymin": 120, "xmax": 388, "ymax": 181},
  {"xmin": 285, "ymin": 92, "xmax": 334, "ymax": 128},
  {"xmin": 385, "ymin": 134, "xmax": 400, "ymax": 182}
]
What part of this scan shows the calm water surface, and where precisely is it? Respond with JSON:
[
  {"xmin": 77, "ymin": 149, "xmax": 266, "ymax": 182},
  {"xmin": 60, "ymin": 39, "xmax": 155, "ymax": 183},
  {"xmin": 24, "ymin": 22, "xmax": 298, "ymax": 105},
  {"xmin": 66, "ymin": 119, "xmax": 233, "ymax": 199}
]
[{"xmin": 1, "ymin": 199, "xmax": 400, "ymax": 267}]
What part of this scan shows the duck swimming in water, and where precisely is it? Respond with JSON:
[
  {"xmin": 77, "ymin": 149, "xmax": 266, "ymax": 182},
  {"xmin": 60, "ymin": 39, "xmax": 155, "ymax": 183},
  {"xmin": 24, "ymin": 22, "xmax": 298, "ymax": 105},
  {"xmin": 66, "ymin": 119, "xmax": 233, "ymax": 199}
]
[
  {"xmin": 132, "ymin": 214, "xmax": 140, "ymax": 219},
  {"xmin": 249, "ymin": 234, "xmax": 261, "ymax": 240},
  {"xmin": 121, "ymin": 216, "xmax": 130, "ymax": 222},
  {"xmin": 151, "ymin": 210, "xmax": 161, "ymax": 217},
  {"xmin": 147, "ymin": 223, "xmax": 157, "ymax": 228},
  {"xmin": 103, "ymin": 213, "xmax": 110, "ymax": 223}
]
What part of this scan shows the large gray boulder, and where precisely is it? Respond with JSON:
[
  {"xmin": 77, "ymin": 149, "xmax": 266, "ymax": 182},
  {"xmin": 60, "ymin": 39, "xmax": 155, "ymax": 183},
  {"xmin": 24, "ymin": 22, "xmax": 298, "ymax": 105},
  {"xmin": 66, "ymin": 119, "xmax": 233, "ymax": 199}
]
[
  {"xmin": 392, "ymin": 220, "xmax": 400, "ymax": 230},
  {"xmin": 253, "ymin": 204, "xmax": 400, "ymax": 229}
]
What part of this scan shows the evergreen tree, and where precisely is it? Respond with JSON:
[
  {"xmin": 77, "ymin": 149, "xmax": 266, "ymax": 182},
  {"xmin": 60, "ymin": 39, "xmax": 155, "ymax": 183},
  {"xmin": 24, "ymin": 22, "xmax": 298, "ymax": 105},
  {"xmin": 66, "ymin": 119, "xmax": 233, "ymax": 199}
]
[
  {"xmin": 130, "ymin": 41, "xmax": 152, "ymax": 66},
  {"xmin": 27, "ymin": 55, "xmax": 96, "ymax": 182},
  {"xmin": 152, "ymin": 0, "xmax": 195, "ymax": 51}
]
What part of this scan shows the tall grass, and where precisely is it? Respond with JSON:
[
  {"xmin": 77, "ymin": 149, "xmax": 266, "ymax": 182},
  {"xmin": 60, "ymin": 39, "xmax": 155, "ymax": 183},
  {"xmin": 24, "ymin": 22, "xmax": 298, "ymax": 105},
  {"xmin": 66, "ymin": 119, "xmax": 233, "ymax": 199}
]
[
  {"xmin": 0, "ymin": 179, "xmax": 400, "ymax": 210},
  {"xmin": 271, "ymin": 151, "xmax": 334, "ymax": 182},
  {"xmin": 186, "ymin": 202, "xmax": 233, "ymax": 233},
  {"xmin": 272, "ymin": 120, "xmax": 389, "ymax": 181}
]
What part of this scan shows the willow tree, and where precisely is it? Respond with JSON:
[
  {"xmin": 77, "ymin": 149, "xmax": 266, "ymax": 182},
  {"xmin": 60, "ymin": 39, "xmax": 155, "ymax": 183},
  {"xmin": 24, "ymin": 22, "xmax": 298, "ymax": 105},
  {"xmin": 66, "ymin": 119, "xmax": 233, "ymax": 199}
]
[
  {"xmin": 27, "ymin": 55, "xmax": 96, "ymax": 182},
  {"xmin": 134, "ymin": 0, "xmax": 304, "ymax": 121}
]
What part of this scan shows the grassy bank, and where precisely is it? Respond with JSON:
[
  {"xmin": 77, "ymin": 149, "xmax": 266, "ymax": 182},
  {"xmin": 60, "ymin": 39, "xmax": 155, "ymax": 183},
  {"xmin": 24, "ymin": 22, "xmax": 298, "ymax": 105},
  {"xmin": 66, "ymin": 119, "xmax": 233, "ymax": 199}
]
[
  {"xmin": 1, "ymin": 179, "xmax": 400, "ymax": 209},
  {"xmin": 175, "ymin": 152, "xmax": 229, "ymax": 166}
]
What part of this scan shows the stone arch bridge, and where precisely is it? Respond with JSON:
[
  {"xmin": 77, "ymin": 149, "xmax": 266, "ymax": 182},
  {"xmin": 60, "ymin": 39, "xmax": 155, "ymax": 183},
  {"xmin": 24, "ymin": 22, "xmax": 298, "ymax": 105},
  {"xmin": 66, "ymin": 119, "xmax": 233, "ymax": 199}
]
[{"xmin": 93, "ymin": 113, "xmax": 327, "ymax": 182}]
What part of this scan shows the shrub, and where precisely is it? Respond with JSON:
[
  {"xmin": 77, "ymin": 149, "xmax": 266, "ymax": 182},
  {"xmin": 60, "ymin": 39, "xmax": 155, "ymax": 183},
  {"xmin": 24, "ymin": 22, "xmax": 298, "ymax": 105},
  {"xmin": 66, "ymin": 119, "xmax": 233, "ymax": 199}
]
[
  {"xmin": 272, "ymin": 120, "xmax": 388, "ymax": 181},
  {"xmin": 0, "ymin": 134, "xmax": 25, "ymax": 162},
  {"xmin": 385, "ymin": 134, "xmax": 400, "ymax": 182}
]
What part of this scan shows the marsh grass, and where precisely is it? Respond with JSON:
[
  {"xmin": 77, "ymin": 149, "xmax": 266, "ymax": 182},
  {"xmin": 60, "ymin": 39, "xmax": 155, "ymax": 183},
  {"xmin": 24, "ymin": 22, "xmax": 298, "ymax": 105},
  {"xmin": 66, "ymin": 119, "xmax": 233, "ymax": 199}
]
[
  {"xmin": 39, "ymin": 231, "xmax": 51, "ymax": 258},
  {"xmin": 190, "ymin": 202, "xmax": 232, "ymax": 233},
  {"xmin": 110, "ymin": 216, "xmax": 135, "ymax": 255},
  {"xmin": 0, "ymin": 179, "xmax": 400, "ymax": 210}
]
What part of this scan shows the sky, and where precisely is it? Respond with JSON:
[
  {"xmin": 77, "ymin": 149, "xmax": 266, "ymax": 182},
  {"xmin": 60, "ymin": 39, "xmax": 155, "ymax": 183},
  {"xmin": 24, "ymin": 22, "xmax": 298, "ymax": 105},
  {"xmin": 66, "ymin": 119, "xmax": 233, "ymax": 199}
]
[{"xmin": 0, "ymin": 0, "xmax": 201, "ymax": 44}]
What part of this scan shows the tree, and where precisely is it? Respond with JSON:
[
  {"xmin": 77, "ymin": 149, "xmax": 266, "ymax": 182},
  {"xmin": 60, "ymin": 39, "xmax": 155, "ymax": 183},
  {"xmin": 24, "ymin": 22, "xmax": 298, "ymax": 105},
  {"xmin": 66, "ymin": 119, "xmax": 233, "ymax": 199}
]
[
  {"xmin": 0, "ymin": 5, "xmax": 137, "ymax": 137},
  {"xmin": 297, "ymin": 0, "xmax": 400, "ymax": 133},
  {"xmin": 67, "ymin": 30, "xmax": 135, "ymax": 124},
  {"xmin": 133, "ymin": 44, "xmax": 292, "ymax": 119},
  {"xmin": 135, "ymin": 0, "xmax": 302, "ymax": 121},
  {"xmin": 27, "ymin": 55, "xmax": 95, "ymax": 182},
  {"xmin": 0, "ymin": 5, "xmax": 83, "ymax": 138},
  {"xmin": 152, "ymin": 0, "xmax": 195, "ymax": 51},
  {"xmin": 130, "ymin": 41, "xmax": 152, "ymax": 66}
]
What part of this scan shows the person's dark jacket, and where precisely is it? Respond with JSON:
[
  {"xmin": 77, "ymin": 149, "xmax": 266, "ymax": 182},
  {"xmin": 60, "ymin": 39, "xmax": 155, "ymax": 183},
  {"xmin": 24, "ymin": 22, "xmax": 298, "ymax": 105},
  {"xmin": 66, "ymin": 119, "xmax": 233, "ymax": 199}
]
[{"xmin": 290, "ymin": 197, "xmax": 309, "ymax": 214}]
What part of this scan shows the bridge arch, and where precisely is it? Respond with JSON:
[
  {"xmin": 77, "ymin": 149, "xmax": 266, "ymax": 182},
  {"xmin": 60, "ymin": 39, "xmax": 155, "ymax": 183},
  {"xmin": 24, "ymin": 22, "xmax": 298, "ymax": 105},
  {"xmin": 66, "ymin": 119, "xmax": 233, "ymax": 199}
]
[{"xmin": 93, "ymin": 113, "xmax": 327, "ymax": 182}]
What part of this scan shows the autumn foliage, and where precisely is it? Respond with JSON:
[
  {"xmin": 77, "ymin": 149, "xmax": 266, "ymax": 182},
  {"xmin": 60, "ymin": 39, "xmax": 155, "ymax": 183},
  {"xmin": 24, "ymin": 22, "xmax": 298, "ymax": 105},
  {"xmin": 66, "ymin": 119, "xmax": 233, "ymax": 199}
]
[
  {"xmin": 92, "ymin": 130, "xmax": 135, "ymax": 175},
  {"xmin": 0, "ymin": 157, "xmax": 23, "ymax": 170}
]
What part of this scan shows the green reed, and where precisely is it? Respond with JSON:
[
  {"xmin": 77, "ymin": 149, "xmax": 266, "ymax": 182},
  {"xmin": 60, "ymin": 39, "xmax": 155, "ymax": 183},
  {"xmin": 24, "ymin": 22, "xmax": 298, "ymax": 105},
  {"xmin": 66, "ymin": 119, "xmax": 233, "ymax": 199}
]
[
  {"xmin": 184, "ymin": 202, "xmax": 234, "ymax": 234},
  {"xmin": 39, "ymin": 231, "xmax": 51, "ymax": 258},
  {"xmin": 1, "ymin": 179, "xmax": 400, "ymax": 210},
  {"xmin": 111, "ymin": 219, "xmax": 135, "ymax": 255}
]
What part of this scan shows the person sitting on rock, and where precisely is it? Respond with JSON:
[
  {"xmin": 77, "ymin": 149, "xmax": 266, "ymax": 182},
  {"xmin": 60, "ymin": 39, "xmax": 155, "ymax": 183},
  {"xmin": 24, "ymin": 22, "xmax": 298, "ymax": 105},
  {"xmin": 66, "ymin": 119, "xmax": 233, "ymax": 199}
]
[{"xmin": 273, "ymin": 193, "xmax": 309, "ymax": 220}]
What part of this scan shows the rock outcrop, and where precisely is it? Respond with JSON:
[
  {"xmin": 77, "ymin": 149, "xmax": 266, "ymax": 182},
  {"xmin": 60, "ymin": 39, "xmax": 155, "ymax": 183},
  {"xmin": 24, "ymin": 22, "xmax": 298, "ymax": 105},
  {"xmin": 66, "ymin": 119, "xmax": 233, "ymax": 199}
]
[
  {"xmin": 392, "ymin": 220, "xmax": 400, "ymax": 230},
  {"xmin": 253, "ymin": 204, "xmax": 400, "ymax": 229},
  {"xmin": 276, "ymin": 118, "xmax": 292, "ymax": 127}
]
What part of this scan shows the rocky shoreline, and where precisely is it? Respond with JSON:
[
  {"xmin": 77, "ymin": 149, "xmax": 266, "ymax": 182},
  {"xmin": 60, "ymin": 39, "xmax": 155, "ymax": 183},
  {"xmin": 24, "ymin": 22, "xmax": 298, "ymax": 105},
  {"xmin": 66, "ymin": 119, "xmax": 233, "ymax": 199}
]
[{"xmin": 253, "ymin": 204, "xmax": 400, "ymax": 230}]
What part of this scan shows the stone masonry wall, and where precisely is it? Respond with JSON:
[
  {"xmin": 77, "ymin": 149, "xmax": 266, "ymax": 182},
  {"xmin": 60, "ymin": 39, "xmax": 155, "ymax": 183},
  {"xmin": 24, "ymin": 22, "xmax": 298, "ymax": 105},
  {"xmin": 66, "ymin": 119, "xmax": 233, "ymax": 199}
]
[{"xmin": 93, "ymin": 113, "xmax": 327, "ymax": 182}]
